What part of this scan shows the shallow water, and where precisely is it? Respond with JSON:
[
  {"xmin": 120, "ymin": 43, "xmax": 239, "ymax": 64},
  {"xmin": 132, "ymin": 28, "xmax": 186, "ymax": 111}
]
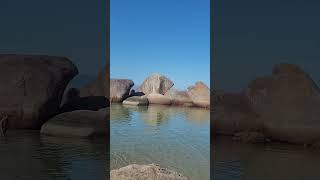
[
  {"xmin": 213, "ymin": 137, "xmax": 320, "ymax": 180},
  {"xmin": 0, "ymin": 131, "xmax": 107, "ymax": 180},
  {"xmin": 110, "ymin": 104, "xmax": 210, "ymax": 180}
]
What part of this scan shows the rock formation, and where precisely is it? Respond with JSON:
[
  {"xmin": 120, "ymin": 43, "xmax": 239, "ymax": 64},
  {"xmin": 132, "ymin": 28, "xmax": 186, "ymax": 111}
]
[
  {"xmin": 187, "ymin": 81, "xmax": 210, "ymax": 108},
  {"xmin": 110, "ymin": 79, "xmax": 134, "ymax": 102},
  {"xmin": 0, "ymin": 54, "xmax": 78, "ymax": 129},
  {"xmin": 139, "ymin": 73, "xmax": 174, "ymax": 95},
  {"xmin": 40, "ymin": 109, "xmax": 108, "ymax": 138}
]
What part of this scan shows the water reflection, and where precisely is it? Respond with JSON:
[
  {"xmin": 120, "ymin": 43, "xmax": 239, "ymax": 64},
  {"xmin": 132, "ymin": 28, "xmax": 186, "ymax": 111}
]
[
  {"xmin": 213, "ymin": 137, "xmax": 320, "ymax": 180},
  {"xmin": 0, "ymin": 130, "xmax": 107, "ymax": 179},
  {"xmin": 111, "ymin": 104, "xmax": 210, "ymax": 180}
]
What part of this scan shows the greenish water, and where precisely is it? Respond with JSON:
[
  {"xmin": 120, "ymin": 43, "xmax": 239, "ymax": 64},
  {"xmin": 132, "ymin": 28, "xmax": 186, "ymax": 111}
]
[
  {"xmin": 110, "ymin": 104, "xmax": 210, "ymax": 180},
  {"xmin": 0, "ymin": 131, "xmax": 107, "ymax": 180},
  {"xmin": 213, "ymin": 137, "xmax": 320, "ymax": 180}
]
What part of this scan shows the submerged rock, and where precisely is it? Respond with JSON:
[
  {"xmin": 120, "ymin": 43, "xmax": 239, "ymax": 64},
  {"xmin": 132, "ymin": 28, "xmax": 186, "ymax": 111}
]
[
  {"xmin": 110, "ymin": 164, "xmax": 187, "ymax": 180},
  {"xmin": 187, "ymin": 81, "xmax": 210, "ymax": 108},
  {"xmin": 40, "ymin": 110, "xmax": 108, "ymax": 138},
  {"xmin": 139, "ymin": 73, "xmax": 174, "ymax": 95},
  {"xmin": 0, "ymin": 54, "xmax": 78, "ymax": 129},
  {"xmin": 110, "ymin": 79, "xmax": 134, "ymax": 102}
]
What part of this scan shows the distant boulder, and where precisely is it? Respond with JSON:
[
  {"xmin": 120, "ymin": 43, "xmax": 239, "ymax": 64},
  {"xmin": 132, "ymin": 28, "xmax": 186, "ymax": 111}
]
[
  {"xmin": 139, "ymin": 73, "xmax": 174, "ymax": 95},
  {"xmin": 187, "ymin": 81, "xmax": 210, "ymax": 108},
  {"xmin": 110, "ymin": 79, "xmax": 134, "ymax": 102},
  {"xmin": 164, "ymin": 88, "xmax": 193, "ymax": 106},
  {"xmin": 0, "ymin": 54, "xmax": 78, "ymax": 129}
]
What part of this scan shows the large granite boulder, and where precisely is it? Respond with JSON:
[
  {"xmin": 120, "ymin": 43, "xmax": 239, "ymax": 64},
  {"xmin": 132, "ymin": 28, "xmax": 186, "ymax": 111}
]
[
  {"xmin": 245, "ymin": 63, "xmax": 320, "ymax": 144},
  {"xmin": 110, "ymin": 79, "xmax": 134, "ymax": 102},
  {"xmin": 165, "ymin": 88, "xmax": 193, "ymax": 106},
  {"xmin": 147, "ymin": 93, "xmax": 172, "ymax": 105},
  {"xmin": 123, "ymin": 96, "xmax": 149, "ymax": 106},
  {"xmin": 80, "ymin": 65, "xmax": 108, "ymax": 98},
  {"xmin": 0, "ymin": 54, "xmax": 78, "ymax": 129},
  {"xmin": 110, "ymin": 164, "xmax": 187, "ymax": 180},
  {"xmin": 40, "ymin": 109, "xmax": 108, "ymax": 138},
  {"xmin": 187, "ymin": 81, "xmax": 210, "ymax": 108},
  {"xmin": 139, "ymin": 73, "xmax": 174, "ymax": 95}
]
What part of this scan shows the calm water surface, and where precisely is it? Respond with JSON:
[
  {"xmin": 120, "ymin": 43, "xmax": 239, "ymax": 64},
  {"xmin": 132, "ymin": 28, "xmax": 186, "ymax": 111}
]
[
  {"xmin": 0, "ymin": 131, "xmax": 107, "ymax": 180},
  {"xmin": 213, "ymin": 137, "xmax": 320, "ymax": 180},
  {"xmin": 110, "ymin": 104, "xmax": 210, "ymax": 180}
]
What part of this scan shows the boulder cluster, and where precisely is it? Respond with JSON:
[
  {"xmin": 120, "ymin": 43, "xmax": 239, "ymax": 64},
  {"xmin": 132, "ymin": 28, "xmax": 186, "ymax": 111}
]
[
  {"xmin": 0, "ymin": 54, "xmax": 108, "ymax": 138},
  {"xmin": 213, "ymin": 63, "xmax": 320, "ymax": 146},
  {"xmin": 111, "ymin": 73, "xmax": 210, "ymax": 108}
]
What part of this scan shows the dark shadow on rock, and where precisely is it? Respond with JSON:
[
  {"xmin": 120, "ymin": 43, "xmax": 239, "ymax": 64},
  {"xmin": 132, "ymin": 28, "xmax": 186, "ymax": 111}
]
[{"xmin": 60, "ymin": 88, "xmax": 109, "ymax": 113}]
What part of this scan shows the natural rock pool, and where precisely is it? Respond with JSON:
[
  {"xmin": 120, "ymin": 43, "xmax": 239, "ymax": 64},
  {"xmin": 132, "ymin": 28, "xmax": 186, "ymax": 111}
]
[
  {"xmin": 0, "ymin": 131, "xmax": 107, "ymax": 179},
  {"xmin": 110, "ymin": 104, "xmax": 210, "ymax": 180}
]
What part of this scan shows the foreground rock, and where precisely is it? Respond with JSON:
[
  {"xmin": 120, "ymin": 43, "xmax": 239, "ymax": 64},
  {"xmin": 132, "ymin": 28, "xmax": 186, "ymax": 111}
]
[
  {"xmin": 80, "ymin": 65, "xmax": 108, "ymax": 98},
  {"xmin": 123, "ymin": 96, "xmax": 149, "ymax": 106},
  {"xmin": 40, "ymin": 110, "xmax": 108, "ymax": 138},
  {"xmin": 110, "ymin": 79, "xmax": 134, "ymax": 102},
  {"xmin": 187, "ymin": 81, "xmax": 210, "ymax": 108},
  {"xmin": 110, "ymin": 164, "xmax": 187, "ymax": 180},
  {"xmin": 0, "ymin": 54, "xmax": 78, "ymax": 129},
  {"xmin": 165, "ymin": 88, "xmax": 193, "ymax": 106},
  {"xmin": 139, "ymin": 73, "xmax": 174, "ymax": 95}
]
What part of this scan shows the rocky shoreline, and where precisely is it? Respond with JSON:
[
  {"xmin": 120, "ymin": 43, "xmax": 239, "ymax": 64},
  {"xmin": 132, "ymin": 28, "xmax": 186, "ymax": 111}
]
[
  {"xmin": 213, "ymin": 63, "xmax": 320, "ymax": 147},
  {"xmin": 110, "ymin": 73, "xmax": 210, "ymax": 109}
]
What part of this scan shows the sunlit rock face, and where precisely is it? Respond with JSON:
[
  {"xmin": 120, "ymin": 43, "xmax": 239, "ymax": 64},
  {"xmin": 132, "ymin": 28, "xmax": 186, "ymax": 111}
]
[
  {"xmin": 110, "ymin": 164, "xmax": 188, "ymax": 180},
  {"xmin": 187, "ymin": 81, "xmax": 210, "ymax": 108},
  {"xmin": 0, "ymin": 54, "xmax": 78, "ymax": 129},
  {"xmin": 138, "ymin": 73, "xmax": 174, "ymax": 95},
  {"xmin": 110, "ymin": 79, "xmax": 134, "ymax": 102}
]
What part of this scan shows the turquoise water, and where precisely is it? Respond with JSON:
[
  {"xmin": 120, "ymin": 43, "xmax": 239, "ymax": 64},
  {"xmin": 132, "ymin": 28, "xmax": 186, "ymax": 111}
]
[
  {"xmin": 110, "ymin": 104, "xmax": 210, "ymax": 180},
  {"xmin": 0, "ymin": 131, "xmax": 107, "ymax": 180}
]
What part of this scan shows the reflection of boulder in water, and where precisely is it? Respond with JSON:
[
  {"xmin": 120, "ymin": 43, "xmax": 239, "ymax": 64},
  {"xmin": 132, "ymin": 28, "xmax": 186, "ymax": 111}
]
[
  {"xmin": 110, "ymin": 104, "xmax": 132, "ymax": 122},
  {"xmin": 139, "ymin": 105, "xmax": 171, "ymax": 127},
  {"xmin": 185, "ymin": 108, "xmax": 210, "ymax": 124},
  {"xmin": 213, "ymin": 137, "xmax": 320, "ymax": 180}
]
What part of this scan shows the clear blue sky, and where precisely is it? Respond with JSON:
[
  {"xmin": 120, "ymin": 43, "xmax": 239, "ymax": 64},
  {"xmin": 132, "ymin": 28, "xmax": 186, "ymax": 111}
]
[{"xmin": 110, "ymin": 0, "xmax": 210, "ymax": 90}]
